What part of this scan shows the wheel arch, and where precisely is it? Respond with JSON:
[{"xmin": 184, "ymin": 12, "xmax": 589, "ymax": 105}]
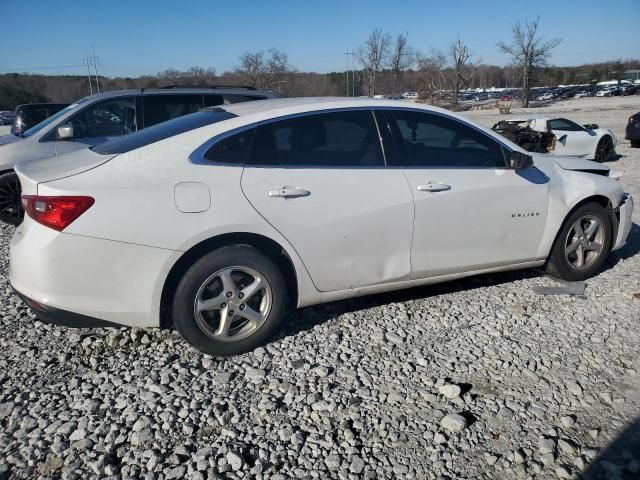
[
  {"xmin": 159, "ymin": 232, "xmax": 300, "ymax": 329},
  {"xmin": 546, "ymin": 194, "xmax": 617, "ymax": 263}
]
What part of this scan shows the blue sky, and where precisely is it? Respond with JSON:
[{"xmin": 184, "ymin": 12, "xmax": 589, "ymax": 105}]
[{"xmin": 1, "ymin": 0, "xmax": 638, "ymax": 77}]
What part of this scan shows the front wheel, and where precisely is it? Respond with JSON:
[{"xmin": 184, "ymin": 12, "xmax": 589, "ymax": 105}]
[
  {"xmin": 631, "ymin": 139, "xmax": 640, "ymax": 148},
  {"xmin": 594, "ymin": 136, "xmax": 615, "ymax": 162},
  {"xmin": 172, "ymin": 245, "xmax": 287, "ymax": 356},
  {"xmin": 546, "ymin": 202, "xmax": 613, "ymax": 281},
  {"xmin": 0, "ymin": 171, "xmax": 23, "ymax": 226}
]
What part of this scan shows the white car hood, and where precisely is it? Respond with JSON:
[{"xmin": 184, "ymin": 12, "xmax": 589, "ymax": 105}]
[{"xmin": 551, "ymin": 156, "xmax": 609, "ymax": 173}]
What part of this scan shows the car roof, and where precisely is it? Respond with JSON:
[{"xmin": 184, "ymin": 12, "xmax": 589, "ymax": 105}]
[
  {"xmin": 214, "ymin": 96, "xmax": 453, "ymax": 118},
  {"xmin": 77, "ymin": 86, "xmax": 279, "ymax": 102},
  {"xmin": 15, "ymin": 102, "xmax": 69, "ymax": 109}
]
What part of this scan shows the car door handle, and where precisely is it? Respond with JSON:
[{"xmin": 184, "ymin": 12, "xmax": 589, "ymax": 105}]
[
  {"xmin": 417, "ymin": 183, "xmax": 451, "ymax": 192},
  {"xmin": 268, "ymin": 187, "xmax": 311, "ymax": 198}
]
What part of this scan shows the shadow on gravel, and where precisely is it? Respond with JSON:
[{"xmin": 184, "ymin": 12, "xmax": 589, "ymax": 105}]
[
  {"xmin": 605, "ymin": 153, "xmax": 624, "ymax": 163},
  {"xmin": 282, "ymin": 223, "xmax": 640, "ymax": 339},
  {"xmin": 582, "ymin": 418, "xmax": 640, "ymax": 479},
  {"xmin": 282, "ymin": 266, "xmax": 542, "ymax": 338},
  {"xmin": 604, "ymin": 222, "xmax": 640, "ymax": 269}
]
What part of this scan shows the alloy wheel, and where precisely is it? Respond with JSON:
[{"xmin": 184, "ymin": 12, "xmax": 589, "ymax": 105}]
[
  {"xmin": 596, "ymin": 136, "xmax": 613, "ymax": 162},
  {"xmin": 193, "ymin": 266, "xmax": 272, "ymax": 342},
  {"xmin": 564, "ymin": 215, "xmax": 605, "ymax": 270},
  {"xmin": 0, "ymin": 175, "xmax": 23, "ymax": 224}
]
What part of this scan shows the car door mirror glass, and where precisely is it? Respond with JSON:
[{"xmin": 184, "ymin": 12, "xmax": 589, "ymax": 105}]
[
  {"xmin": 509, "ymin": 151, "xmax": 534, "ymax": 170},
  {"xmin": 56, "ymin": 124, "xmax": 74, "ymax": 140}
]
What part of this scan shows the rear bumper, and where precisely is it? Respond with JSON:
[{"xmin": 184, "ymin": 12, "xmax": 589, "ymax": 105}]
[
  {"xmin": 613, "ymin": 193, "xmax": 634, "ymax": 251},
  {"xmin": 12, "ymin": 287, "xmax": 120, "ymax": 328},
  {"xmin": 9, "ymin": 219, "xmax": 177, "ymax": 328}
]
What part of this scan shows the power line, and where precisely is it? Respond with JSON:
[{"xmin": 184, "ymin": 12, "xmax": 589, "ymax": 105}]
[{"xmin": 0, "ymin": 64, "xmax": 85, "ymax": 73}]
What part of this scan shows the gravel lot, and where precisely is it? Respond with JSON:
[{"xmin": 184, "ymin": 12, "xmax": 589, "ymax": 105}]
[{"xmin": 1, "ymin": 96, "xmax": 639, "ymax": 480}]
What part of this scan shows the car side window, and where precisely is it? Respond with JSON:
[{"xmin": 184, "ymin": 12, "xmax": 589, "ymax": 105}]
[
  {"xmin": 203, "ymin": 94, "xmax": 225, "ymax": 107},
  {"xmin": 390, "ymin": 110, "xmax": 506, "ymax": 168},
  {"xmin": 547, "ymin": 118, "xmax": 584, "ymax": 132},
  {"xmin": 250, "ymin": 110, "xmax": 384, "ymax": 167},
  {"xmin": 66, "ymin": 97, "xmax": 137, "ymax": 139},
  {"xmin": 204, "ymin": 128, "xmax": 255, "ymax": 164},
  {"xmin": 143, "ymin": 94, "xmax": 204, "ymax": 127}
]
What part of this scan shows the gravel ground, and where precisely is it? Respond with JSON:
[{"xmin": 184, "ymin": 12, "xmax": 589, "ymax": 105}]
[{"xmin": 1, "ymin": 97, "xmax": 639, "ymax": 480}]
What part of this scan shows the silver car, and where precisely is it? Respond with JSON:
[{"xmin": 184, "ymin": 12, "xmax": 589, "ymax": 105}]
[{"xmin": 0, "ymin": 86, "xmax": 280, "ymax": 224}]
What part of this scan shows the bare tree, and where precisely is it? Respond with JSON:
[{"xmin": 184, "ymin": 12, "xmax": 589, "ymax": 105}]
[
  {"xmin": 236, "ymin": 49, "xmax": 293, "ymax": 91},
  {"xmin": 449, "ymin": 38, "xmax": 477, "ymax": 107},
  {"xmin": 389, "ymin": 33, "xmax": 414, "ymax": 94},
  {"xmin": 358, "ymin": 28, "xmax": 391, "ymax": 96},
  {"xmin": 416, "ymin": 49, "xmax": 448, "ymax": 96},
  {"xmin": 498, "ymin": 17, "xmax": 561, "ymax": 107}
]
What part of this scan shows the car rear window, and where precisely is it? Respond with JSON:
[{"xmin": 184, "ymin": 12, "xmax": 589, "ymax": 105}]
[{"xmin": 92, "ymin": 110, "xmax": 237, "ymax": 155}]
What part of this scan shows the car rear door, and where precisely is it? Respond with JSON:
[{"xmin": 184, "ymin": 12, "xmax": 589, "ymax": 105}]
[
  {"xmin": 240, "ymin": 109, "xmax": 414, "ymax": 292},
  {"xmin": 383, "ymin": 109, "xmax": 549, "ymax": 278}
]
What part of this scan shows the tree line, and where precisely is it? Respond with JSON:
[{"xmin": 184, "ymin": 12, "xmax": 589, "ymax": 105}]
[{"xmin": 0, "ymin": 17, "xmax": 637, "ymax": 111}]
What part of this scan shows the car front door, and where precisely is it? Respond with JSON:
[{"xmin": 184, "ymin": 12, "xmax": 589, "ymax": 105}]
[
  {"xmin": 547, "ymin": 118, "xmax": 596, "ymax": 157},
  {"xmin": 383, "ymin": 109, "xmax": 549, "ymax": 278},
  {"xmin": 240, "ymin": 109, "xmax": 414, "ymax": 292}
]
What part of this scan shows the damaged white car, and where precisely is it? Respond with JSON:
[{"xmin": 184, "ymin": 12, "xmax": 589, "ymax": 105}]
[
  {"xmin": 492, "ymin": 116, "xmax": 617, "ymax": 163},
  {"xmin": 10, "ymin": 98, "xmax": 634, "ymax": 355}
]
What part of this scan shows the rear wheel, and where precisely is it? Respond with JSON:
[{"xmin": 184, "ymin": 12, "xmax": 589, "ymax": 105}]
[
  {"xmin": 546, "ymin": 202, "xmax": 612, "ymax": 281},
  {"xmin": 594, "ymin": 135, "xmax": 614, "ymax": 162},
  {"xmin": 0, "ymin": 171, "xmax": 23, "ymax": 226},
  {"xmin": 631, "ymin": 139, "xmax": 640, "ymax": 148},
  {"xmin": 172, "ymin": 245, "xmax": 287, "ymax": 356}
]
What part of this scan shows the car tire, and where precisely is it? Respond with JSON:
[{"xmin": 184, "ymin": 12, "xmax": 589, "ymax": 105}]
[
  {"xmin": 546, "ymin": 202, "xmax": 613, "ymax": 282},
  {"xmin": 631, "ymin": 139, "xmax": 640, "ymax": 148},
  {"xmin": 172, "ymin": 245, "xmax": 287, "ymax": 356},
  {"xmin": 594, "ymin": 136, "xmax": 614, "ymax": 162},
  {"xmin": 0, "ymin": 171, "xmax": 23, "ymax": 226}
]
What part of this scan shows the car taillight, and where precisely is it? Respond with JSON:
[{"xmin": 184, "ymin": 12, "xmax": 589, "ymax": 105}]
[{"xmin": 21, "ymin": 195, "xmax": 94, "ymax": 231}]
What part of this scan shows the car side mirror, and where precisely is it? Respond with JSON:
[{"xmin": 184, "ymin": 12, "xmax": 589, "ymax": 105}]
[
  {"xmin": 509, "ymin": 151, "xmax": 534, "ymax": 170},
  {"xmin": 56, "ymin": 124, "xmax": 74, "ymax": 140},
  {"xmin": 583, "ymin": 123, "xmax": 598, "ymax": 130}
]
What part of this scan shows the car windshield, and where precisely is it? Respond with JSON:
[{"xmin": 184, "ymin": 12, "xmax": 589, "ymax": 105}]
[
  {"xmin": 92, "ymin": 109, "xmax": 237, "ymax": 155},
  {"xmin": 21, "ymin": 99, "xmax": 89, "ymax": 138}
]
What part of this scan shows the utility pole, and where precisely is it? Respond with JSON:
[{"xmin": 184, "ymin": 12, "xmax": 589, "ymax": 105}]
[
  {"xmin": 344, "ymin": 49, "xmax": 355, "ymax": 97},
  {"xmin": 83, "ymin": 48, "xmax": 94, "ymax": 94},
  {"xmin": 83, "ymin": 47, "xmax": 101, "ymax": 94},
  {"xmin": 344, "ymin": 50, "xmax": 349, "ymax": 96},
  {"xmin": 91, "ymin": 46, "xmax": 101, "ymax": 93}
]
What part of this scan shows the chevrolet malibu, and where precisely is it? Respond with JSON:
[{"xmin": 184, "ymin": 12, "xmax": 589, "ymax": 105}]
[{"xmin": 10, "ymin": 98, "xmax": 634, "ymax": 356}]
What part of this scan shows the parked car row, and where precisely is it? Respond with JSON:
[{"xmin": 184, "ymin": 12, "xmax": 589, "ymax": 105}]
[
  {"xmin": 459, "ymin": 84, "xmax": 640, "ymax": 104},
  {"xmin": 3, "ymin": 91, "xmax": 634, "ymax": 355},
  {"xmin": 0, "ymin": 111, "xmax": 15, "ymax": 126}
]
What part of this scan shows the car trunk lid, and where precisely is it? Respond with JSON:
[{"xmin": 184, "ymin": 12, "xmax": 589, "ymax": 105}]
[{"xmin": 15, "ymin": 148, "xmax": 117, "ymax": 195}]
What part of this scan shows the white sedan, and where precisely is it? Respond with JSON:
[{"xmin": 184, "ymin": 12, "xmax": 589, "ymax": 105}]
[
  {"xmin": 494, "ymin": 116, "xmax": 617, "ymax": 163},
  {"xmin": 10, "ymin": 98, "xmax": 634, "ymax": 355}
]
